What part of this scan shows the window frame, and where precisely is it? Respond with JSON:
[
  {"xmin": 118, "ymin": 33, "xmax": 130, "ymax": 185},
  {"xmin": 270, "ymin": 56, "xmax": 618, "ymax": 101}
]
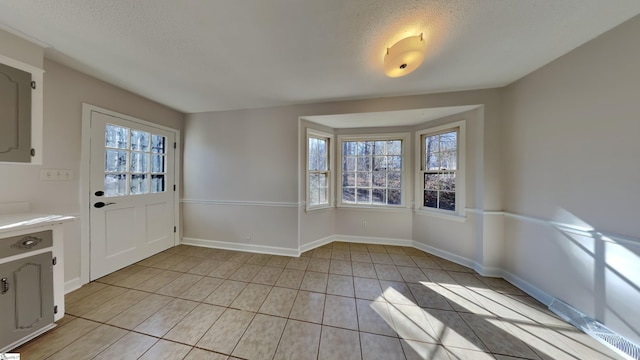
[
  {"xmin": 337, "ymin": 132, "xmax": 410, "ymax": 209},
  {"xmin": 415, "ymin": 121, "xmax": 466, "ymax": 217},
  {"xmin": 306, "ymin": 128, "xmax": 334, "ymax": 211}
]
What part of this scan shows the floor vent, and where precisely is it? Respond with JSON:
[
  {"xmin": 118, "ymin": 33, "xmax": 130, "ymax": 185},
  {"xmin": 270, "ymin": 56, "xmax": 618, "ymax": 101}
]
[{"xmin": 549, "ymin": 299, "xmax": 640, "ymax": 360}]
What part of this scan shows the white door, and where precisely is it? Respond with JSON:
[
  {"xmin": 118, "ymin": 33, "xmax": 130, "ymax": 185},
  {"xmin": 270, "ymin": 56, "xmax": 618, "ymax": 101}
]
[{"xmin": 89, "ymin": 111, "xmax": 176, "ymax": 280}]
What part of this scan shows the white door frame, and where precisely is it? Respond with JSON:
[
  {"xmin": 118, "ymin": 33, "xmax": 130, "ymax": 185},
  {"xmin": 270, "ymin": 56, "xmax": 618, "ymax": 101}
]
[{"xmin": 80, "ymin": 103, "xmax": 181, "ymax": 285}]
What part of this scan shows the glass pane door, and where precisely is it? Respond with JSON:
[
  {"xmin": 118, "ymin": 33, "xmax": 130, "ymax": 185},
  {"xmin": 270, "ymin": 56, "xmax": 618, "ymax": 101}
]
[{"xmin": 104, "ymin": 124, "xmax": 167, "ymax": 197}]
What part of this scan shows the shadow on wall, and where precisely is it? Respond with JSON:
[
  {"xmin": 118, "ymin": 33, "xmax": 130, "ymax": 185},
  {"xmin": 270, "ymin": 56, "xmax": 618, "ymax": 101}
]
[{"xmin": 553, "ymin": 209, "xmax": 640, "ymax": 344}]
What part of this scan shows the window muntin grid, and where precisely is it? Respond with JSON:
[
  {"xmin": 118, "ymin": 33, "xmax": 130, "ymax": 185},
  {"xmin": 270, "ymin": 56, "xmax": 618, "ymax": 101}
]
[
  {"xmin": 422, "ymin": 130, "xmax": 457, "ymax": 211},
  {"xmin": 308, "ymin": 136, "xmax": 330, "ymax": 207},
  {"xmin": 341, "ymin": 139, "xmax": 403, "ymax": 206},
  {"xmin": 104, "ymin": 124, "xmax": 166, "ymax": 197}
]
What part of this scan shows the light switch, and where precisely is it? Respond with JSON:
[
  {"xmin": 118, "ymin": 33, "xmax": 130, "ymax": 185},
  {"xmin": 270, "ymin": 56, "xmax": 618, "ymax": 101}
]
[
  {"xmin": 40, "ymin": 169, "xmax": 73, "ymax": 181},
  {"xmin": 40, "ymin": 169, "xmax": 54, "ymax": 181}
]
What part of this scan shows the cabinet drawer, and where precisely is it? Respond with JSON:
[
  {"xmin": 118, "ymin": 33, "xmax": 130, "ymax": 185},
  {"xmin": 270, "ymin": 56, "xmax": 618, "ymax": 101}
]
[{"xmin": 0, "ymin": 230, "xmax": 53, "ymax": 260}]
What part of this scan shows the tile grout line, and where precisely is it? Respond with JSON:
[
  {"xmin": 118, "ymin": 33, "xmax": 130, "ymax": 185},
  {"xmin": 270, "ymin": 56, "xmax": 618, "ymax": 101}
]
[{"xmin": 48, "ymin": 242, "xmax": 592, "ymax": 360}]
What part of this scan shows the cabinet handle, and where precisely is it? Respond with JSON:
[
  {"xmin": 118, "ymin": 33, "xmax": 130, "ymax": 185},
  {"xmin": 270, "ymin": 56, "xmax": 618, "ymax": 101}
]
[{"xmin": 1, "ymin": 277, "xmax": 8, "ymax": 294}]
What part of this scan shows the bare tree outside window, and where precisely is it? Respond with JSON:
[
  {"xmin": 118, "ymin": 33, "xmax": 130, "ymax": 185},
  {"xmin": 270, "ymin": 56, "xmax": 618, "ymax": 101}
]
[
  {"xmin": 342, "ymin": 139, "xmax": 403, "ymax": 206},
  {"xmin": 423, "ymin": 130, "xmax": 457, "ymax": 211},
  {"xmin": 104, "ymin": 124, "xmax": 166, "ymax": 197},
  {"xmin": 308, "ymin": 136, "xmax": 329, "ymax": 206}
]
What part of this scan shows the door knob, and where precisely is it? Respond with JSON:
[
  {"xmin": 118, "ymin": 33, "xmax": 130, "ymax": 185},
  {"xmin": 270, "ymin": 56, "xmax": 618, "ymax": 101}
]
[
  {"xmin": 95, "ymin": 190, "xmax": 104, "ymax": 197},
  {"xmin": 94, "ymin": 202, "xmax": 116, "ymax": 208}
]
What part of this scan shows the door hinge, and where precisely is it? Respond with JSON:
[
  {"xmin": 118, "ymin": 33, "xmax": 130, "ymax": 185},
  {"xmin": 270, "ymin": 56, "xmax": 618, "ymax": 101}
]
[
  {"xmin": 173, "ymin": 142, "xmax": 177, "ymax": 149},
  {"xmin": 173, "ymin": 184, "xmax": 176, "ymax": 191},
  {"xmin": 30, "ymin": 148, "xmax": 36, "ymax": 157},
  {"xmin": 31, "ymin": 81, "xmax": 36, "ymax": 89},
  {"xmin": 54, "ymin": 305, "xmax": 58, "ymax": 314},
  {"xmin": 173, "ymin": 226, "xmax": 177, "ymax": 233},
  {"xmin": 52, "ymin": 257, "xmax": 57, "ymax": 266}
]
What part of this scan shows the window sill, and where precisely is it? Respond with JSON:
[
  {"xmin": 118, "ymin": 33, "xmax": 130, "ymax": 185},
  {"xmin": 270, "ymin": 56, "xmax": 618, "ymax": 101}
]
[
  {"xmin": 337, "ymin": 204, "xmax": 412, "ymax": 213},
  {"xmin": 413, "ymin": 209, "xmax": 467, "ymax": 222},
  {"xmin": 305, "ymin": 205, "xmax": 334, "ymax": 213}
]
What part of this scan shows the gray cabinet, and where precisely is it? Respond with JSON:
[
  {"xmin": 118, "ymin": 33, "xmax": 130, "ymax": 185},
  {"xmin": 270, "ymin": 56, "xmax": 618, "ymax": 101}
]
[
  {"xmin": 0, "ymin": 229, "xmax": 55, "ymax": 352},
  {"xmin": 0, "ymin": 57, "xmax": 44, "ymax": 164},
  {"xmin": 0, "ymin": 251, "xmax": 54, "ymax": 349},
  {"xmin": 0, "ymin": 62, "xmax": 32, "ymax": 163}
]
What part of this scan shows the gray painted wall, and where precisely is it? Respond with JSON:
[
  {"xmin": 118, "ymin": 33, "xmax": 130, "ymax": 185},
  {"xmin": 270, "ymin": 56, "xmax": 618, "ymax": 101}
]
[{"xmin": 502, "ymin": 15, "xmax": 640, "ymax": 344}]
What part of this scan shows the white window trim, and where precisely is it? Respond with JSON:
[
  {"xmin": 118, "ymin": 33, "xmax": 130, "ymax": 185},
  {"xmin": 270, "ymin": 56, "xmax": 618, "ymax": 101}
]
[
  {"xmin": 414, "ymin": 120, "xmax": 466, "ymax": 218},
  {"xmin": 337, "ymin": 132, "xmax": 411, "ymax": 209},
  {"xmin": 306, "ymin": 128, "xmax": 334, "ymax": 212}
]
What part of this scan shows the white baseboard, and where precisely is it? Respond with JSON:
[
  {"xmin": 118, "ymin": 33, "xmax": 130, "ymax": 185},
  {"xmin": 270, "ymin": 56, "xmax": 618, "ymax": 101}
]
[
  {"xmin": 301, "ymin": 235, "xmax": 482, "ymax": 277},
  {"xmin": 182, "ymin": 237, "xmax": 300, "ymax": 257},
  {"xmin": 411, "ymin": 241, "xmax": 476, "ymax": 270},
  {"xmin": 334, "ymin": 235, "xmax": 413, "ymax": 247},
  {"xmin": 64, "ymin": 277, "xmax": 82, "ymax": 294},
  {"xmin": 472, "ymin": 264, "xmax": 504, "ymax": 278},
  {"xmin": 410, "ymin": 240, "xmax": 554, "ymax": 305},
  {"xmin": 300, "ymin": 235, "xmax": 336, "ymax": 253},
  {"xmin": 502, "ymin": 270, "xmax": 554, "ymax": 306},
  {"xmin": 180, "ymin": 234, "xmax": 554, "ymax": 311}
]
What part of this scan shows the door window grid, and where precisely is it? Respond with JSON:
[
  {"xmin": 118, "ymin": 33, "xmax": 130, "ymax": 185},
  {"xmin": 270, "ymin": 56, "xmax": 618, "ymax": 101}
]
[
  {"xmin": 341, "ymin": 139, "xmax": 403, "ymax": 206},
  {"xmin": 104, "ymin": 124, "xmax": 166, "ymax": 197}
]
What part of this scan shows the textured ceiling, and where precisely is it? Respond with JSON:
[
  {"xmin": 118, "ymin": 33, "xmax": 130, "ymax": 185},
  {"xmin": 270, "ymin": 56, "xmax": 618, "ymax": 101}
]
[{"xmin": 0, "ymin": 1, "xmax": 639, "ymax": 113}]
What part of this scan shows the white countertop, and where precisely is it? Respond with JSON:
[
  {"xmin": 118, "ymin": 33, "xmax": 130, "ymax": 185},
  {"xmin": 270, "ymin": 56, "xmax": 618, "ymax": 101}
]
[{"xmin": 0, "ymin": 213, "xmax": 77, "ymax": 234}]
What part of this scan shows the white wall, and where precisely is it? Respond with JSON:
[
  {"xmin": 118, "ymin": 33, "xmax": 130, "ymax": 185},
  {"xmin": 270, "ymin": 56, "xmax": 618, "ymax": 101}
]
[
  {"xmin": 298, "ymin": 120, "xmax": 335, "ymax": 249},
  {"xmin": 183, "ymin": 107, "xmax": 300, "ymax": 251},
  {"xmin": 411, "ymin": 110, "xmax": 482, "ymax": 262},
  {"xmin": 336, "ymin": 208, "xmax": 413, "ymax": 241},
  {"xmin": 184, "ymin": 90, "xmax": 502, "ymax": 268},
  {"xmin": 0, "ymin": 29, "xmax": 43, "ymax": 68},
  {"xmin": 0, "ymin": 29, "xmax": 184, "ymax": 287},
  {"xmin": 502, "ymin": 15, "xmax": 640, "ymax": 344},
  {"xmin": 331, "ymin": 125, "xmax": 414, "ymax": 243}
]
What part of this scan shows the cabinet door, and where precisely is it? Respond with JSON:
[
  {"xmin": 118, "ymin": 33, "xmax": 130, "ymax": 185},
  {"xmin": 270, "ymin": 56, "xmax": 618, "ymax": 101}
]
[
  {"xmin": 0, "ymin": 62, "xmax": 32, "ymax": 163},
  {"xmin": 0, "ymin": 252, "xmax": 54, "ymax": 349}
]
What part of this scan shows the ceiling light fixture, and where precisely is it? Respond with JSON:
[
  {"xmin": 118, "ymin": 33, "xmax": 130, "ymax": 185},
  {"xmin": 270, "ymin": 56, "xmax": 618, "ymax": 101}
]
[{"xmin": 384, "ymin": 33, "xmax": 426, "ymax": 78}]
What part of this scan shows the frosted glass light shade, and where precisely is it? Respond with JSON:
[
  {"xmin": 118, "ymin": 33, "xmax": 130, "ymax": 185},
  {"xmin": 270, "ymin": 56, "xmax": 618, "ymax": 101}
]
[{"xmin": 384, "ymin": 34, "xmax": 425, "ymax": 78}]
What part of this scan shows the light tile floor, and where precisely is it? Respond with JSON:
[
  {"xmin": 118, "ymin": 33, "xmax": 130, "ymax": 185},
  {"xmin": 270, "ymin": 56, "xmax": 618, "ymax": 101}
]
[{"xmin": 13, "ymin": 242, "xmax": 624, "ymax": 360}]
